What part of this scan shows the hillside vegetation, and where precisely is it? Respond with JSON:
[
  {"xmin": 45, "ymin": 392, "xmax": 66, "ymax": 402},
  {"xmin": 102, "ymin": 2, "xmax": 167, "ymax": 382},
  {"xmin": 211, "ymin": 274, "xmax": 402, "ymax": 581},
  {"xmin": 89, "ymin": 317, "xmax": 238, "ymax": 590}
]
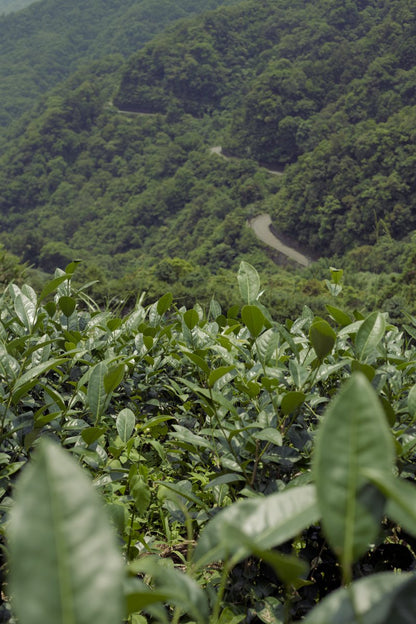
[
  {"xmin": 115, "ymin": 0, "xmax": 416, "ymax": 257},
  {"xmin": 0, "ymin": 0, "xmax": 416, "ymax": 315},
  {"xmin": 0, "ymin": 0, "xmax": 240, "ymax": 127}
]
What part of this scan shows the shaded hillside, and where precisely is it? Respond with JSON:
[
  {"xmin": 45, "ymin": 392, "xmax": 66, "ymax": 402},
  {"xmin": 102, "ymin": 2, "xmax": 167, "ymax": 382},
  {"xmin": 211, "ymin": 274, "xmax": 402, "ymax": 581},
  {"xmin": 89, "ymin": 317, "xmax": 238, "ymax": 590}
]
[
  {"xmin": 0, "ymin": 0, "xmax": 37, "ymax": 14},
  {"xmin": 0, "ymin": 0, "xmax": 240, "ymax": 127}
]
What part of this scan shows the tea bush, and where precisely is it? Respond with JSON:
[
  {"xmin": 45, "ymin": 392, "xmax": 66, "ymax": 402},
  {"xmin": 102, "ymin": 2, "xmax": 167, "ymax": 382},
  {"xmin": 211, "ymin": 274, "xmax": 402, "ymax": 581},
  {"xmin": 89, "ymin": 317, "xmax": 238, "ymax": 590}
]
[{"xmin": 2, "ymin": 261, "xmax": 416, "ymax": 623}]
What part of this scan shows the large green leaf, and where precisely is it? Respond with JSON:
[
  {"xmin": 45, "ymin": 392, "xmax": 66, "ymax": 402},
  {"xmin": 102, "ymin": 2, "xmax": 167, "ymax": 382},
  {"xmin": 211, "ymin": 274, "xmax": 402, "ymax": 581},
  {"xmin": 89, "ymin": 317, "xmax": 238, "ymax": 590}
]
[
  {"xmin": 12, "ymin": 358, "xmax": 66, "ymax": 402},
  {"xmin": 116, "ymin": 408, "xmax": 136, "ymax": 443},
  {"xmin": 303, "ymin": 572, "xmax": 412, "ymax": 624},
  {"xmin": 8, "ymin": 439, "xmax": 124, "ymax": 624},
  {"xmin": 193, "ymin": 485, "xmax": 319, "ymax": 568},
  {"xmin": 313, "ymin": 374, "xmax": 395, "ymax": 575},
  {"xmin": 237, "ymin": 261, "xmax": 261, "ymax": 304},
  {"xmin": 309, "ymin": 319, "xmax": 336, "ymax": 361},
  {"xmin": 14, "ymin": 292, "xmax": 37, "ymax": 331},
  {"xmin": 241, "ymin": 304, "xmax": 265, "ymax": 338},
  {"xmin": 355, "ymin": 311, "xmax": 386, "ymax": 362},
  {"xmin": 88, "ymin": 361, "xmax": 108, "ymax": 424}
]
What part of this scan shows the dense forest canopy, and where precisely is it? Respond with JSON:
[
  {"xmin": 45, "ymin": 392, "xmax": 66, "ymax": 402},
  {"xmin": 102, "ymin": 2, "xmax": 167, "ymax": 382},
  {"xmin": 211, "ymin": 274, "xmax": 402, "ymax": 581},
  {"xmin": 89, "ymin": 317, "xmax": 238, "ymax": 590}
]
[
  {"xmin": 0, "ymin": 0, "xmax": 240, "ymax": 127},
  {"xmin": 114, "ymin": 0, "xmax": 416, "ymax": 255}
]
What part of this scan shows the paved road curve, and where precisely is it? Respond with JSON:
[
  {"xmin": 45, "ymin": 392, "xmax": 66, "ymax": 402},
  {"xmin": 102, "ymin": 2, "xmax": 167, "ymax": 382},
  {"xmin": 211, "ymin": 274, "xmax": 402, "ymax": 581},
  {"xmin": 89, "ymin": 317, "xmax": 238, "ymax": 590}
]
[{"xmin": 248, "ymin": 214, "xmax": 311, "ymax": 267}]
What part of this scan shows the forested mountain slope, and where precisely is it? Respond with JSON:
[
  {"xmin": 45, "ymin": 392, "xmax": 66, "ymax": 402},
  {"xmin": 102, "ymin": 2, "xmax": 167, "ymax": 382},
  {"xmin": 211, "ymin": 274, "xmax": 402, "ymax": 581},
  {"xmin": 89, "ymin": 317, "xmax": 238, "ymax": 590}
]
[
  {"xmin": 0, "ymin": 0, "xmax": 240, "ymax": 127},
  {"xmin": 115, "ymin": 0, "xmax": 416, "ymax": 256},
  {"xmin": 0, "ymin": 0, "xmax": 37, "ymax": 14},
  {"xmin": 1, "ymin": 0, "xmax": 416, "ymax": 318}
]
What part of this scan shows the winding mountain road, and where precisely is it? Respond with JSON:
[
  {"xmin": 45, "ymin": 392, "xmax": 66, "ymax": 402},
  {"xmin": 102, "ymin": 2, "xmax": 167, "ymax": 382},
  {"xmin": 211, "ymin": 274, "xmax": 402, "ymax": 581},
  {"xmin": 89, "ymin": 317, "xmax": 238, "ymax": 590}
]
[
  {"xmin": 248, "ymin": 214, "xmax": 311, "ymax": 267},
  {"xmin": 209, "ymin": 147, "xmax": 311, "ymax": 266}
]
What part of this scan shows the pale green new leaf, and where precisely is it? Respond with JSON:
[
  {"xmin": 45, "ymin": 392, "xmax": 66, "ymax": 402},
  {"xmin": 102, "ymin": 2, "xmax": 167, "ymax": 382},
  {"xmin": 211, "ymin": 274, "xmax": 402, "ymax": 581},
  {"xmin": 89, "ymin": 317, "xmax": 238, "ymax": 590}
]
[
  {"xmin": 237, "ymin": 261, "xmax": 261, "ymax": 304},
  {"xmin": 116, "ymin": 408, "xmax": 136, "ymax": 443},
  {"xmin": 313, "ymin": 373, "xmax": 395, "ymax": 573},
  {"xmin": 407, "ymin": 384, "xmax": 416, "ymax": 418},
  {"xmin": 355, "ymin": 311, "xmax": 386, "ymax": 362},
  {"xmin": 14, "ymin": 293, "xmax": 37, "ymax": 331},
  {"xmin": 8, "ymin": 439, "xmax": 124, "ymax": 624}
]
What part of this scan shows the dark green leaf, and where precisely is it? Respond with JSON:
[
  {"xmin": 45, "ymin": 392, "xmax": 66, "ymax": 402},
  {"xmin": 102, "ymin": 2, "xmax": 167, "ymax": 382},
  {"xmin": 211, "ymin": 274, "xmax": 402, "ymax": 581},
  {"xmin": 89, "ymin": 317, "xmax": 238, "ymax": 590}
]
[
  {"xmin": 303, "ymin": 572, "xmax": 412, "ymax": 624},
  {"xmin": 309, "ymin": 319, "xmax": 336, "ymax": 361},
  {"xmin": 241, "ymin": 304, "xmax": 265, "ymax": 338},
  {"xmin": 363, "ymin": 469, "xmax": 416, "ymax": 538},
  {"xmin": 183, "ymin": 309, "xmax": 199, "ymax": 330},
  {"xmin": 281, "ymin": 391, "xmax": 306, "ymax": 415},
  {"xmin": 130, "ymin": 475, "xmax": 150, "ymax": 515},
  {"xmin": 157, "ymin": 292, "xmax": 173, "ymax": 316},
  {"xmin": 208, "ymin": 366, "xmax": 235, "ymax": 387},
  {"xmin": 326, "ymin": 304, "xmax": 352, "ymax": 327},
  {"xmin": 58, "ymin": 296, "xmax": 76, "ymax": 317},
  {"xmin": 104, "ymin": 363, "xmax": 125, "ymax": 394}
]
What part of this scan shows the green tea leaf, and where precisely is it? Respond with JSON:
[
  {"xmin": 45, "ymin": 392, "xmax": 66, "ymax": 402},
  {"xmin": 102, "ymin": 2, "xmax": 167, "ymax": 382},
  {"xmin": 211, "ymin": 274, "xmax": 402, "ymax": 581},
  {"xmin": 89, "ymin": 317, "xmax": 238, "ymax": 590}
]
[
  {"xmin": 237, "ymin": 261, "xmax": 261, "ymax": 304},
  {"xmin": 157, "ymin": 292, "xmax": 173, "ymax": 315},
  {"xmin": 183, "ymin": 309, "xmax": 199, "ymax": 330},
  {"xmin": 281, "ymin": 391, "xmax": 306, "ymax": 415},
  {"xmin": 326, "ymin": 304, "xmax": 352, "ymax": 327},
  {"xmin": 303, "ymin": 572, "xmax": 412, "ymax": 624},
  {"xmin": 88, "ymin": 362, "xmax": 108, "ymax": 424},
  {"xmin": 58, "ymin": 296, "xmax": 76, "ymax": 317},
  {"xmin": 363, "ymin": 469, "xmax": 416, "ymax": 538},
  {"xmin": 253, "ymin": 428, "xmax": 282, "ymax": 446},
  {"xmin": 313, "ymin": 374, "xmax": 395, "ymax": 574},
  {"xmin": 104, "ymin": 363, "xmax": 125, "ymax": 394},
  {"xmin": 241, "ymin": 304, "xmax": 265, "ymax": 338},
  {"xmin": 81, "ymin": 427, "xmax": 107, "ymax": 445},
  {"xmin": 8, "ymin": 439, "xmax": 124, "ymax": 624},
  {"xmin": 208, "ymin": 366, "xmax": 235, "ymax": 387},
  {"xmin": 130, "ymin": 475, "xmax": 150, "ymax": 515},
  {"xmin": 309, "ymin": 319, "xmax": 336, "ymax": 361},
  {"xmin": 194, "ymin": 485, "xmax": 319, "ymax": 568},
  {"xmin": 408, "ymin": 384, "xmax": 416, "ymax": 418},
  {"xmin": 39, "ymin": 274, "xmax": 71, "ymax": 302},
  {"xmin": 130, "ymin": 557, "xmax": 209, "ymax": 624},
  {"xmin": 355, "ymin": 311, "xmax": 386, "ymax": 362},
  {"xmin": 116, "ymin": 408, "xmax": 136, "ymax": 443},
  {"xmin": 14, "ymin": 293, "xmax": 37, "ymax": 331}
]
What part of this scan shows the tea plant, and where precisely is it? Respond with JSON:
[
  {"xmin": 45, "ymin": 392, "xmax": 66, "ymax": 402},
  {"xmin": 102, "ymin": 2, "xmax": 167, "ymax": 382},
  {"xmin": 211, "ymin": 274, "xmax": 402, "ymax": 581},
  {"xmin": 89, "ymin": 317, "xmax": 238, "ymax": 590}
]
[{"xmin": 2, "ymin": 262, "xmax": 416, "ymax": 623}]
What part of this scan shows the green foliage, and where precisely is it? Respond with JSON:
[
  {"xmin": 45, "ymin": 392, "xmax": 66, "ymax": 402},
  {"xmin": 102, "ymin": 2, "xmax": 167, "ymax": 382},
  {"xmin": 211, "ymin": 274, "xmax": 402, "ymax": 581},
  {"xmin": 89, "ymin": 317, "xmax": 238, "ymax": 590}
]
[{"xmin": 2, "ymin": 262, "xmax": 416, "ymax": 622}]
